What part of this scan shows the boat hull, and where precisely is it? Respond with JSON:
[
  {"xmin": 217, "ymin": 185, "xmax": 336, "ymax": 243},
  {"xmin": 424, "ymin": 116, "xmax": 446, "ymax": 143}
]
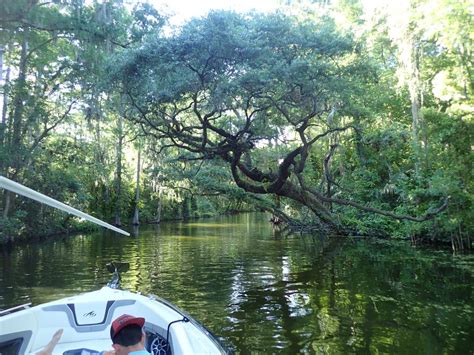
[{"xmin": 0, "ymin": 287, "xmax": 226, "ymax": 354}]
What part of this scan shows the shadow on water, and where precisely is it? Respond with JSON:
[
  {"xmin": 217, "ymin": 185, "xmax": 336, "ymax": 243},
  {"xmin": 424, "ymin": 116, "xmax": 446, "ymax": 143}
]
[{"xmin": 0, "ymin": 213, "xmax": 473, "ymax": 353}]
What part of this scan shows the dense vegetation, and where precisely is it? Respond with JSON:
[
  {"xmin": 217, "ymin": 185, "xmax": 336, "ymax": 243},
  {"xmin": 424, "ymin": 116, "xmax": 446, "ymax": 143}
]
[{"xmin": 0, "ymin": 0, "xmax": 472, "ymax": 248}]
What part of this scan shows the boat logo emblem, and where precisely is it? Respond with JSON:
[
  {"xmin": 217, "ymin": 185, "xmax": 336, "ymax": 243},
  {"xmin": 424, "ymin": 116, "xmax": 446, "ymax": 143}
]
[{"xmin": 83, "ymin": 311, "xmax": 97, "ymax": 317}]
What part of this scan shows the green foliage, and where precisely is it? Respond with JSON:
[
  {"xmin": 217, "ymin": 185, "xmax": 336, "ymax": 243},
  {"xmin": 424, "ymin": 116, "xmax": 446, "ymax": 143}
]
[
  {"xmin": 0, "ymin": 210, "xmax": 27, "ymax": 242},
  {"xmin": 0, "ymin": 0, "xmax": 472, "ymax": 246}
]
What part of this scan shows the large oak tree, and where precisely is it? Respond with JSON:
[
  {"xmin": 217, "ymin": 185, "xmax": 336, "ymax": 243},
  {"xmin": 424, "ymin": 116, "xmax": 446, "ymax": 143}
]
[{"xmin": 112, "ymin": 11, "xmax": 446, "ymax": 233}]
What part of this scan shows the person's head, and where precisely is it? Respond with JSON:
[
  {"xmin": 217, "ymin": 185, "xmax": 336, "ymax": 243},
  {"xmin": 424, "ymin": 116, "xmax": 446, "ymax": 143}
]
[{"xmin": 110, "ymin": 314, "xmax": 146, "ymax": 355}]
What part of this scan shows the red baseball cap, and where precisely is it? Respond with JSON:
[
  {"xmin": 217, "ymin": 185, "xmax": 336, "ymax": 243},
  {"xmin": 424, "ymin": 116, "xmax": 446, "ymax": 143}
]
[{"xmin": 110, "ymin": 314, "xmax": 145, "ymax": 340}]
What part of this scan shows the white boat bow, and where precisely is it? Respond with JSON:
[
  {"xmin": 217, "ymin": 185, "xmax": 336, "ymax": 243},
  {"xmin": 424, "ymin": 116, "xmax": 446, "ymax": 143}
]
[{"xmin": 0, "ymin": 286, "xmax": 226, "ymax": 354}]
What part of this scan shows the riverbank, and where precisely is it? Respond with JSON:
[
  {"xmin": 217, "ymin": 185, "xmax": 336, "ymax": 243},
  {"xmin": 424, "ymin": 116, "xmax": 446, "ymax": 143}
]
[
  {"xmin": 2, "ymin": 215, "xmax": 471, "ymax": 252},
  {"xmin": 0, "ymin": 209, "xmax": 256, "ymax": 251}
]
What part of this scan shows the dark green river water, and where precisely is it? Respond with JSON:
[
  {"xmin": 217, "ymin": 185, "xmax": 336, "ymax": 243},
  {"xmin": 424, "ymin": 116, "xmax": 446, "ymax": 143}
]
[{"xmin": 1, "ymin": 213, "xmax": 473, "ymax": 353}]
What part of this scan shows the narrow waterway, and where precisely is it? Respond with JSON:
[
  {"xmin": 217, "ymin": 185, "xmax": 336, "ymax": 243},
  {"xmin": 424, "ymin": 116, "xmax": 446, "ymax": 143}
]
[{"xmin": 1, "ymin": 213, "xmax": 473, "ymax": 353}]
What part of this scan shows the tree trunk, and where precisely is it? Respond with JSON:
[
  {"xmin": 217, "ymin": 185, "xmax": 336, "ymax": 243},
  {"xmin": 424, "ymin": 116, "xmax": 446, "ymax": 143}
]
[
  {"xmin": 155, "ymin": 192, "xmax": 161, "ymax": 224},
  {"xmin": 2, "ymin": 191, "xmax": 11, "ymax": 219},
  {"xmin": 132, "ymin": 148, "xmax": 141, "ymax": 225},
  {"xmin": 11, "ymin": 33, "xmax": 29, "ymax": 174},
  {"xmin": 0, "ymin": 45, "xmax": 3, "ymax": 82},
  {"xmin": 410, "ymin": 84, "xmax": 422, "ymax": 176},
  {"xmin": 0, "ymin": 63, "xmax": 9, "ymax": 214},
  {"xmin": 407, "ymin": 41, "xmax": 427, "ymax": 177},
  {"xmin": 278, "ymin": 181, "xmax": 340, "ymax": 231},
  {"xmin": 0, "ymin": 67, "xmax": 9, "ymax": 138},
  {"xmin": 2, "ymin": 33, "xmax": 29, "ymax": 218},
  {"xmin": 155, "ymin": 197, "xmax": 161, "ymax": 224},
  {"xmin": 0, "ymin": 46, "xmax": 10, "ymax": 170},
  {"xmin": 114, "ymin": 112, "xmax": 123, "ymax": 226}
]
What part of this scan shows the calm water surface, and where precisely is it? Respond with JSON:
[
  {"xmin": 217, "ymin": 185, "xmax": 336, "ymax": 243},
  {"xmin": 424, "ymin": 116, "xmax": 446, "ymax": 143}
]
[{"xmin": 1, "ymin": 213, "xmax": 473, "ymax": 353}]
